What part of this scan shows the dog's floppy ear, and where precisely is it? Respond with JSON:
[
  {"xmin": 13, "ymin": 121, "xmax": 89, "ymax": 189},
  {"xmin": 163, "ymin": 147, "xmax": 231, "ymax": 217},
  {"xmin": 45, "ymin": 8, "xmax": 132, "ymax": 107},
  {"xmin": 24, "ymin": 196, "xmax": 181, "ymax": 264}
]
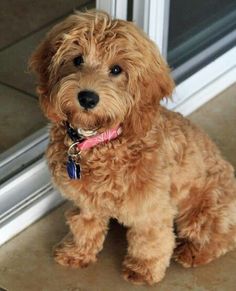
[
  {"xmin": 124, "ymin": 22, "xmax": 174, "ymax": 105},
  {"xmin": 125, "ymin": 32, "xmax": 175, "ymax": 136},
  {"xmin": 29, "ymin": 30, "xmax": 63, "ymax": 123},
  {"xmin": 29, "ymin": 39, "xmax": 52, "ymax": 93},
  {"xmin": 140, "ymin": 41, "xmax": 175, "ymax": 105}
]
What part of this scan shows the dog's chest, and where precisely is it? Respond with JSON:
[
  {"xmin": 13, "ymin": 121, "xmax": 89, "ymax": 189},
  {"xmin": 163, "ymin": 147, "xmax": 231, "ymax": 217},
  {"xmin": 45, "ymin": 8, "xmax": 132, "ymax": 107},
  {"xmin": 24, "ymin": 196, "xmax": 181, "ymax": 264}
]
[
  {"xmin": 75, "ymin": 141, "xmax": 159, "ymax": 215},
  {"xmin": 79, "ymin": 148, "xmax": 130, "ymax": 206},
  {"xmin": 49, "ymin": 132, "xmax": 159, "ymax": 216}
]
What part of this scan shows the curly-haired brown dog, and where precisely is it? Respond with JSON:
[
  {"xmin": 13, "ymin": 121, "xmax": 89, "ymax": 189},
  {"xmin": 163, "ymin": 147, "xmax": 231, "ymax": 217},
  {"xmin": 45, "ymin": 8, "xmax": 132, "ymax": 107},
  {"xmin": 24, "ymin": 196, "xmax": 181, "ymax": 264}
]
[{"xmin": 30, "ymin": 10, "xmax": 236, "ymax": 285}]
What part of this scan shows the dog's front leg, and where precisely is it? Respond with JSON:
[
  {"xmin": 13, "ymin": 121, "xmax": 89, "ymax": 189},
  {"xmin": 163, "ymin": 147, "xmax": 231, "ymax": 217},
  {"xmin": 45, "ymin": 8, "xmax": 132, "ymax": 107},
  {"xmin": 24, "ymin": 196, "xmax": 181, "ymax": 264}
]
[
  {"xmin": 122, "ymin": 209, "xmax": 175, "ymax": 285},
  {"xmin": 54, "ymin": 207, "xmax": 109, "ymax": 268}
]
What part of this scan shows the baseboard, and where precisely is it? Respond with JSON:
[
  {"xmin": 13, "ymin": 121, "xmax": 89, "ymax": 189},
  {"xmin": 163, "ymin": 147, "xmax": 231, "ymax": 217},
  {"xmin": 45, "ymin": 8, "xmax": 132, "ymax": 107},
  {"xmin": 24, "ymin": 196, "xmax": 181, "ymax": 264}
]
[
  {"xmin": 166, "ymin": 46, "xmax": 236, "ymax": 116},
  {"xmin": 0, "ymin": 188, "xmax": 64, "ymax": 246},
  {"xmin": 0, "ymin": 158, "xmax": 64, "ymax": 247},
  {"xmin": 174, "ymin": 65, "xmax": 236, "ymax": 116}
]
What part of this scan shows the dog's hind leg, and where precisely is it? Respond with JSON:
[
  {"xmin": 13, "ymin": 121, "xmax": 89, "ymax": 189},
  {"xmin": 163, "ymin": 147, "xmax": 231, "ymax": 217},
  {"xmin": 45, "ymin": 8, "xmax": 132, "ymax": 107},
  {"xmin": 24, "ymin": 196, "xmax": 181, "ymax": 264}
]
[
  {"xmin": 122, "ymin": 204, "xmax": 176, "ymax": 285},
  {"xmin": 122, "ymin": 222, "xmax": 175, "ymax": 285},
  {"xmin": 174, "ymin": 168, "xmax": 236, "ymax": 267}
]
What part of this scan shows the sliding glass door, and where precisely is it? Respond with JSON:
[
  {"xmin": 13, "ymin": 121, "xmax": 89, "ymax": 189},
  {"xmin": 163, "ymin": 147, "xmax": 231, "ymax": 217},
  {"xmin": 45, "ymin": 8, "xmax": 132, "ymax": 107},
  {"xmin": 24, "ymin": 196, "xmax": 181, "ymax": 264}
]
[
  {"xmin": 168, "ymin": 0, "xmax": 236, "ymax": 82},
  {"xmin": 0, "ymin": 0, "xmax": 96, "ymax": 246}
]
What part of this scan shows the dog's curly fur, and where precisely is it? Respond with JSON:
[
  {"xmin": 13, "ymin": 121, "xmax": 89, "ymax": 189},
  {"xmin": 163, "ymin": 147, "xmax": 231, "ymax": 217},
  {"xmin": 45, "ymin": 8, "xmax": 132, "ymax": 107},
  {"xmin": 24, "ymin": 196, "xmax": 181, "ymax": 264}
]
[{"xmin": 30, "ymin": 10, "xmax": 236, "ymax": 285}]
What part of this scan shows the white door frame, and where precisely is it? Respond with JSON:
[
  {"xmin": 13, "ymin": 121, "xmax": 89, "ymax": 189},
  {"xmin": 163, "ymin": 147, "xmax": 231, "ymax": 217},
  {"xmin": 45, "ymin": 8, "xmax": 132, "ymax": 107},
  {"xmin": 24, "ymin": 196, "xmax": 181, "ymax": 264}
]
[
  {"xmin": 132, "ymin": 0, "xmax": 170, "ymax": 58},
  {"xmin": 96, "ymin": 0, "xmax": 128, "ymax": 20},
  {"xmin": 96, "ymin": 0, "xmax": 170, "ymax": 57}
]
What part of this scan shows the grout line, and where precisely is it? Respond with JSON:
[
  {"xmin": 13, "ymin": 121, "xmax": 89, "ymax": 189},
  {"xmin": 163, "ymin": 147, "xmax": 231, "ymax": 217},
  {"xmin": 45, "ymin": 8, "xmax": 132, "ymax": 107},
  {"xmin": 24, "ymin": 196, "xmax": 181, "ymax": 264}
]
[
  {"xmin": 0, "ymin": 81, "xmax": 38, "ymax": 100},
  {"xmin": 0, "ymin": 1, "xmax": 94, "ymax": 52}
]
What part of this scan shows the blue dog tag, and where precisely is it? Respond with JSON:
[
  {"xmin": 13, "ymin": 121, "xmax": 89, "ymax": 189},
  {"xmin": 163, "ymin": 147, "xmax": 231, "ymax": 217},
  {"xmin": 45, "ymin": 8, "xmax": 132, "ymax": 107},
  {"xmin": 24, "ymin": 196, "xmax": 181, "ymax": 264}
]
[{"xmin": 67, "ymin": 158, "xmax": 81, "ymax": 179}]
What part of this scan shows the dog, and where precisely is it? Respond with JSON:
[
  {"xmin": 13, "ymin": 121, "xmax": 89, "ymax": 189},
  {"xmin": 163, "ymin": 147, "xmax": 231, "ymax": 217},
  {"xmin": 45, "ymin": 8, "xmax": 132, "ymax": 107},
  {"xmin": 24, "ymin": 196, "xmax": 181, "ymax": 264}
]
[{"xmin": 30, "ymin": 10, "xmax": 236, "ymax": 285}]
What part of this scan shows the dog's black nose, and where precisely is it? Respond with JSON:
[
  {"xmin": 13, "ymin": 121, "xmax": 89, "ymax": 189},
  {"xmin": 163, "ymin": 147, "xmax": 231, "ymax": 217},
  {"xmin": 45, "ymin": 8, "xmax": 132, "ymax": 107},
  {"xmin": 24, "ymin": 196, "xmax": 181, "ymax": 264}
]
[{"xmin": 78, "ymin": 90, "xmax": 99, "ymax": 109}]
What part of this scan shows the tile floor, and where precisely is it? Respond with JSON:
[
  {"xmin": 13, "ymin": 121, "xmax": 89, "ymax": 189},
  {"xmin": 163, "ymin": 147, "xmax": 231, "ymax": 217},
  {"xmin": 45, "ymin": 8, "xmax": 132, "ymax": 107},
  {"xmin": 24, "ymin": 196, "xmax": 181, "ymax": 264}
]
[
  {"xmin": 0, "ymin": 84, "xmax": 236, "ymax": 291},
  {"xmin": 0, "ymin": 0, "xmax": 92, "ymax": 50},
  {"xmin": 0, "ymin": 84, "xmax": 45, "ymax": 153},
  {"xmin": 190, "ymin": 83, "xmax": 236, "ymax": 169},
  {"xmin": 0, "ymin": 0, "xmax": 95, "ymax": 153}
]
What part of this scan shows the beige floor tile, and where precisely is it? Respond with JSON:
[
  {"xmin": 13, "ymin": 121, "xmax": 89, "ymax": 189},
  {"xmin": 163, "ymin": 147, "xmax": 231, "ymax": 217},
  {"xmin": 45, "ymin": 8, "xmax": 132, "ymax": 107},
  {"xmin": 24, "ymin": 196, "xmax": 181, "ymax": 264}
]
[
  {"xmin": 0, "ymin": 0, "xmax": 94, "ymax": 49},
  {"xmin": 0, "ymin": 202, "xmax": 236, "ymax": 291},
  {"xmin": 0, "ymin": 25, "xmax": 54, "ymax": 97},
  {"xmin": 0, "ymin": 0, "xmax": 95, "ymax": 96},
  {"xmin": 0, "ymin": 84, "xmax": 46, "ymax": 153},
  {"xmin": 189, "ymin": 83, "xmax": 236, "ymax": 168}
]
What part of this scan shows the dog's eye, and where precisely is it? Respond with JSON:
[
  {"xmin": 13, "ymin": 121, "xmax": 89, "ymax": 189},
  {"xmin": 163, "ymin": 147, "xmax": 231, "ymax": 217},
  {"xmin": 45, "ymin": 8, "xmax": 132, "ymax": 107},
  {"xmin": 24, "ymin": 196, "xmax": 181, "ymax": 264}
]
[
  {"xmin": 110, "ymin": 65, "xmax": 122, "ymax": 76},
  {"xmin": 73, "ymin": 55, "xmax": 84, "ymax": 67}
]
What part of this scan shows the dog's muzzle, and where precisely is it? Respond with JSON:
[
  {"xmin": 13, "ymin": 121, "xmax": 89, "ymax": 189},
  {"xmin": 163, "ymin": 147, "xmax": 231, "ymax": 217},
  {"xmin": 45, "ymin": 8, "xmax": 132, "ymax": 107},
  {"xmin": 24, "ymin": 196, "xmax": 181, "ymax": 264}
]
[{"xmin": 78, "ymin": 90, "xmax": 99, "ymax": 110}]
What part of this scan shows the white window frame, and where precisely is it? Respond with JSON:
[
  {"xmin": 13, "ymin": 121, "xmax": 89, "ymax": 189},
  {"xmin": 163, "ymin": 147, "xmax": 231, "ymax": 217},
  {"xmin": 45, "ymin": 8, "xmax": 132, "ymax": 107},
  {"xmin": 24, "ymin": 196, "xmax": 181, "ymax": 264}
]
[
  {"xmin": 96, "ymin": 0, "xmax": 128, "ymax": 20},
  {"xmin": 170, "ymin": 46, "xmax": 236, "ymax": 116}
]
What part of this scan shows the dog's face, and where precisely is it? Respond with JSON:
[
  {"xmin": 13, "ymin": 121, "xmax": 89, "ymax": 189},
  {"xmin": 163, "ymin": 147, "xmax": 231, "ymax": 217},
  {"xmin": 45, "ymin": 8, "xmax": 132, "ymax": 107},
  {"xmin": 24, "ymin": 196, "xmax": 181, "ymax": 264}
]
[{"xmin": 30, "ymin": 11, "xmax": 174, "ymax": 133}]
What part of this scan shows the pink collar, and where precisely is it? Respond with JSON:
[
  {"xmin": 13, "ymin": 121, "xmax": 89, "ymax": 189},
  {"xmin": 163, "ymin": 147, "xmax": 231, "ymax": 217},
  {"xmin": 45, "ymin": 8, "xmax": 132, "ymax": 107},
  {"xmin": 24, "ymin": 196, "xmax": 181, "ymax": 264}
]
[{"xmin": 76, "ymin": 126, "xmax": 122, "ymax": 151}]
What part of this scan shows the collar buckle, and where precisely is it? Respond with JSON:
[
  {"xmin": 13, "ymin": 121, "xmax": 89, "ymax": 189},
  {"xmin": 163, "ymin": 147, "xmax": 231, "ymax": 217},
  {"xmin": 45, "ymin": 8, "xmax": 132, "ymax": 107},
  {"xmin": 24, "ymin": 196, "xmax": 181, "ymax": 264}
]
[{"xmin": 65, "ymin": 122, "xmax": 83, "ymax": 142}]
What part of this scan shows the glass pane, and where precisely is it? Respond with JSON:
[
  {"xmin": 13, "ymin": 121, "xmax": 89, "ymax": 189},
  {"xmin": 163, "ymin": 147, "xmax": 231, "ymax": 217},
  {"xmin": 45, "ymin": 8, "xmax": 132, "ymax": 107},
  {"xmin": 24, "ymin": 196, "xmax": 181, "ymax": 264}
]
[
  {"xmin": 168, "ymin": 0, "xmax": 236, "ymax": 81},
  {"xmin": 0, "ymin": 0, "xmax": 95, "ymax": 154}
]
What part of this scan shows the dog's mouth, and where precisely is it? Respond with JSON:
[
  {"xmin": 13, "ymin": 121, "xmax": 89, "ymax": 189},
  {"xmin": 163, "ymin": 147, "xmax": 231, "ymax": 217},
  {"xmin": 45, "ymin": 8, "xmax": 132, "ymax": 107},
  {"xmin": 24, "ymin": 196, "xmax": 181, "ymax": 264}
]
[
  {"xmin": 65, "ymin": 121, "xmax": 122, "ymax": 146},
  {"xmin": 66, "ymin": 109, "xmax": 121, "ymax": 135}
]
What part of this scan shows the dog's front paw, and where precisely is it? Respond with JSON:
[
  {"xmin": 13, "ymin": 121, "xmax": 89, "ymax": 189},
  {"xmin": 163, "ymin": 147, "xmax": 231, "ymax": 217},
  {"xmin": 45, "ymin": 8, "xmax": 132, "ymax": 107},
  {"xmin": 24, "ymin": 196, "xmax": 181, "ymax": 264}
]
[
  {"xmin": 122, "ymin": 256, "xmax": 165, "ymax": 285},
  {"xmin": 53, "ymin": 239, "xmax": 96, "ymax": 268}
]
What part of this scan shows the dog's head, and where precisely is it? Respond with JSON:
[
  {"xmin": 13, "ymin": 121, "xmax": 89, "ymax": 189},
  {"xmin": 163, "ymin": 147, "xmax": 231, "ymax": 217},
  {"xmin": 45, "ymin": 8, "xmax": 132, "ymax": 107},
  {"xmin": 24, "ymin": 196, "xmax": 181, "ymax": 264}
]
[{"xmin": 30, "ymin": 10, "xmax": 174, "ymax": 135}]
